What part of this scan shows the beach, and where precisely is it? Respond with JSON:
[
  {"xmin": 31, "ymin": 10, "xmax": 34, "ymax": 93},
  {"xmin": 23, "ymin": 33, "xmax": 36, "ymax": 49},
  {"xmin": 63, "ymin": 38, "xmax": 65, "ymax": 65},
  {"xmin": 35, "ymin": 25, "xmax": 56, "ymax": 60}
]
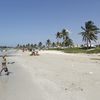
[{"xmin": 0, "ymin": 50, "xmax": 100, "ymax": 100}]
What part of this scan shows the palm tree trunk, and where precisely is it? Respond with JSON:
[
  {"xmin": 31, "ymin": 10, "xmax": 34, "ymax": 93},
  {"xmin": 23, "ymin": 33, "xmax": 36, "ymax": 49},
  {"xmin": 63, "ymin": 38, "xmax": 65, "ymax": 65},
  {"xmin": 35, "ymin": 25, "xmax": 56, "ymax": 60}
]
[
  {"xmin": 87, "ymin": 39, "xmax": 89, "ymax": 49},
  {"xmin": 57, "ymin": 38, "xmax": 59, "ymax": 47},
  {"xmin": 63, "ymin": 37, "xmax": 66, "ymax": 47},
  {"xmin": 90, "ymin": 42, "xmax": 91, "ymax": 48}
]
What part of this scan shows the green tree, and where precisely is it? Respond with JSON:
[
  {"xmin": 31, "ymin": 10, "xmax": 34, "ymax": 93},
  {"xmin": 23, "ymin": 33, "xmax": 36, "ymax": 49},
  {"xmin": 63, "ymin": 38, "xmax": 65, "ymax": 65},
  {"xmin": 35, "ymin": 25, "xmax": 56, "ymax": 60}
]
[
  {"xmin": 42, "ymin": 45, "xmax": 46, "ymax": 49},
  {"xmin": 27, "ymin": 43, "xmax": 32, "ymax": 51},
  {"xmin": 56, "ymin": 32, "xmax": 62, "ymax": 47},
  {"xmin": 16, "ymin": 44, "xmax": 20, "ymax": 48},
  {"xmin": 79, "ymin": 21, "xmax": 100, "ymax": 48},
  {"xmin": 22, "ymin": 45, "xmax": 26, "ymax": 48},
  {"xmin": 31, "ymin": 44, "xmax": 34, "ymax": 48},
  {"xmin": 33, "ymin": 44, "xmax": 37, "ymax": 49},
  {"xmin": 46, "ymin": 39, "xmax": 51, "ymax": 48},
  {"xmin": 52, "ymin": 42, "xmax": 56, "ymax": 48},
  {"xmin": 38, "ymin": 42, "xmax": 43, "ymax": 49},
  {"xmin": 61, "ymin": 29, "xmax": 69, "ymax": 47},
  {"xmin": 64, "ymin": 38, "xmax": 73, "ymax": 47},
  {"xmin": 61, "ymin": 29, "xmax": 69, "ymax": 42}
]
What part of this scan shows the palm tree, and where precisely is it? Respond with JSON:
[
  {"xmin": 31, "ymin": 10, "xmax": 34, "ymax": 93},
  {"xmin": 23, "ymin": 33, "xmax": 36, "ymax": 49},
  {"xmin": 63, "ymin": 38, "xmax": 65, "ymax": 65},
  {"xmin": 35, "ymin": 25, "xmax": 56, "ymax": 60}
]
[
  {"xmin": 56, "ymin": 32, "xmax": 60, "ymax": 41},
  {"xmin": 19, "ymin": 45, "xmax": 22, "ymax": 49},
  {"xmin": 56, "ymin": 32, "xmax": 62, "ymax": 47},
  {"xmin": 61, "ymin": 29, "xmax": 69, "ymax": 42},
  {"xmin": 64, "ymin": 38, "xmax": 73, "ymax": 47},
  {"xmin": 30, "ymin": 44, "xmax": 34, "ymax": 50},
  {"xmin": 79, "ymin": 21, "xmax": 100, "ymax": 49},
  {"xmin": 26, "ymin": 43, "xmax": 32, "ymax": 51},
  {"xmin": 61, "ymin": 29, "xmax": 72, "ymax": 47},
  {"xmin": 46, "ymin": 39, "xmax": 51, "ymax": 48},
  {"xmin": 52, "ymin": 42, "xmax": 56, "ymax": 48},
  {"xmin": 42, "ymin": 45, "xmax": 46, "ymax": 50},
  {"xmin": 22, "ymin": 45, "xmax": 26, "ymax": 48},
  {"xmin": 16, "ymin": 44, "xmax": 20, "ymax": 48},
  {"xmin": 33, "ymin": 44, "xmax": 37, "ymax": 49},
  {"xmin": 38, "ymin": 42, "xmax": 43, "ymax": 49}
]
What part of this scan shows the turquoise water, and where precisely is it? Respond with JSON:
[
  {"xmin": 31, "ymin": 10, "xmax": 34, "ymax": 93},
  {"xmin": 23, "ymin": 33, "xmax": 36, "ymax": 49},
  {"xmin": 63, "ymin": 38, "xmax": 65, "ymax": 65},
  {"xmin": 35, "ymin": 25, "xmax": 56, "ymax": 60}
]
[
  {"xmin": 0, "ymin": 50, "xmax": 5, "ymax": 56},
  {"xmin": 0, "ymin": 48, "xmax": 16, "ymax": 56},
  {"xmin": 0, "ymin": 48, "xmax": 4, "ymax": 55},
  {"xmin": 0, "ymin": 48, "xmax": 3, "ymax": 51}
]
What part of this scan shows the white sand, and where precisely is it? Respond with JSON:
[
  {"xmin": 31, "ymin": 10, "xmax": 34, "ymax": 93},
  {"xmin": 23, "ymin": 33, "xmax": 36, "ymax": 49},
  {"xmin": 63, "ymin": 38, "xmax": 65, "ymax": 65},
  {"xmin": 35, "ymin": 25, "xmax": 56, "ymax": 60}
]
[{"xmin": 0, "ymin": 50, "xmax": 100, "ymax": 100}]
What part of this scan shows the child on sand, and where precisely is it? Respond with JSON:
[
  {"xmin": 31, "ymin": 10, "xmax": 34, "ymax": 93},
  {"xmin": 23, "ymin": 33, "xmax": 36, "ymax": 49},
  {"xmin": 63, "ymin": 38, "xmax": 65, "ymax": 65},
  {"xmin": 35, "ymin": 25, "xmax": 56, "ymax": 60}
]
[{"xmin": 0, "ymin": 56, "xmax": 9, "ymax": 75}]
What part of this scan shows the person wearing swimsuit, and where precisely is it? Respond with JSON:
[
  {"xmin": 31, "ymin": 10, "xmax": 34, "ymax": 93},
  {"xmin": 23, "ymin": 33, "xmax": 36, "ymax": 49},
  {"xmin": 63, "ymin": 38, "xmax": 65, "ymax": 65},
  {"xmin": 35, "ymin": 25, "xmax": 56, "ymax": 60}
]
[{"xmin": 0, "ymin": 56, "xmax": 9, "ymax": 75}]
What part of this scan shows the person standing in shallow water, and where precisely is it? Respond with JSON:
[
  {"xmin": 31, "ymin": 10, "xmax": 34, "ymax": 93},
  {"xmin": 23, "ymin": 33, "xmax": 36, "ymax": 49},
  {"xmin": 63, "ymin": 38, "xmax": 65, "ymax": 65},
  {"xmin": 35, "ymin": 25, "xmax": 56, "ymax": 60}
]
[{"xmin": 0, "ymin": 56, "xmax": 9, "ymax": 75}]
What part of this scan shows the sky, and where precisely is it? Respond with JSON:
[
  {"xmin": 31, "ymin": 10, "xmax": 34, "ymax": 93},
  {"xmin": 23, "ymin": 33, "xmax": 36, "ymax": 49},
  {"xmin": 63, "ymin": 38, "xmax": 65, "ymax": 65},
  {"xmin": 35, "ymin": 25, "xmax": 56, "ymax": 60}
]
[{"xmin": 0, "ymin": 0, "xmax": 100, "ymax": 46}]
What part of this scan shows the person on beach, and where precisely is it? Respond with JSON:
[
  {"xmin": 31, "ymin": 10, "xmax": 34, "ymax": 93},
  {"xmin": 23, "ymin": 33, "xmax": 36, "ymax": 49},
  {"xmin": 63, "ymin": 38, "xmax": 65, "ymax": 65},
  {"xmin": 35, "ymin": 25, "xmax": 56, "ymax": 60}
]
[{"xmin": 0, "ymin": 55, "xmax": 9, "ymax": 75}]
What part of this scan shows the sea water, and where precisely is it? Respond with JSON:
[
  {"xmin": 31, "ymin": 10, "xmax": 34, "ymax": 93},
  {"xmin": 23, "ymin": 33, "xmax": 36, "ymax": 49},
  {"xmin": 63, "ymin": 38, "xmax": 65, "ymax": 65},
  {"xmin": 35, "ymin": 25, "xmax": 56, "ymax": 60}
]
[{"xmin": 0, "ymin": 48, "xmax": 7, "ymax": 56}]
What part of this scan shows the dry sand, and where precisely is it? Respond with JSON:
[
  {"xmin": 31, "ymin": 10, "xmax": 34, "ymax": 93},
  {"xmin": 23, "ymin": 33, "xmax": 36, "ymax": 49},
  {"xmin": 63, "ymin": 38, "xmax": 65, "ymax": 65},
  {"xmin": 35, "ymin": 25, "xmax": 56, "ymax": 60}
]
[{"xmin": 0, "ymin": 50, "xmax": 100, "ymax": 100}]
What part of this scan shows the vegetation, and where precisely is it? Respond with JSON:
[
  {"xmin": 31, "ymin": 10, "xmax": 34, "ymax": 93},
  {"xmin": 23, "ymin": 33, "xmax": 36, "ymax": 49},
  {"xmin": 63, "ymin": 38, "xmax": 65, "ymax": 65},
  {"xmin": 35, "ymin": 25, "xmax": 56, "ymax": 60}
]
[
  {"xmin": 16, "ymin": 20, "xmax": 100, "ymax": 53},
  {"xmin": 48, "ymin": 47, "xmax": 100, "ymax": 54},
  {"xmin": 46, "ymin": 39, "xmax": 51, "ymax": 48},
  {"xmin": 86, "ymin": 47, "xmax": 100, "ymax": 53},
  {"xmin": 56, "ymin": 29, "xmax": 73, "ymax": 47},
  {"xmin": 79, "ymin": 21, "xmax": 100, "ymax": 49}
]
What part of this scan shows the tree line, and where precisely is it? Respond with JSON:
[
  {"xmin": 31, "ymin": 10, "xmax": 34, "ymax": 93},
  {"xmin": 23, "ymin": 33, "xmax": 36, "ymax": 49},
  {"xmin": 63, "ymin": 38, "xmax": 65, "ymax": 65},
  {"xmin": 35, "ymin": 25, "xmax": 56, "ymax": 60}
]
[{"xmin": 16, "ymin": 20, "xmax": 100, "ymax": 50}]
